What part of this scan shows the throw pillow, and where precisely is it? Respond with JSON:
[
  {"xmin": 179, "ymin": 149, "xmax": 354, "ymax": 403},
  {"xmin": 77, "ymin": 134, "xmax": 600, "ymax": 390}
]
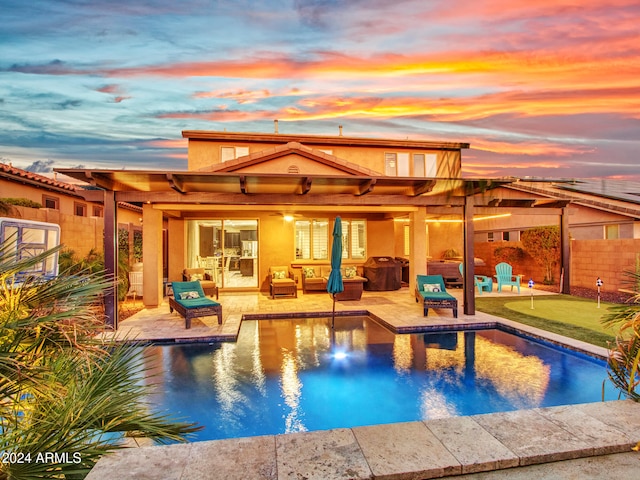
[
  {"xmin": 344, "ymin": 266, "xmax": 357, "ymax": 278},
  {"xmin": 190, "ymin": 273, "xmax": 204, "ymax": 281},
  {"xmin": 302, "ymin": 267, "xmax": 315, "ymax": 279},
  {"xmin": 423, "ymin": 283, "xmax": 442, "ymax": 292},
  {"xmin": 179, "ymin": 291, "xmax": 200, "ymax": 300},
  {"xmin": 273, "ymin": 270, "xmax": 286, "ymax": 279}
]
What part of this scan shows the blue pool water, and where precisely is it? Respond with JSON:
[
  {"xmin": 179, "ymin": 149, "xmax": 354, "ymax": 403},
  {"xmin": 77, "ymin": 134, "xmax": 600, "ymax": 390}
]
[{"xmin": 144, "ymin": 316, "xmax": 617, "ymax": 441}]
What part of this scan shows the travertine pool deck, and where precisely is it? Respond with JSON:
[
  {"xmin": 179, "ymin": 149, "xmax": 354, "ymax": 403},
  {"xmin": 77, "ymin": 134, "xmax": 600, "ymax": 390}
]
[
  {"xmin": 87, "ymin": 287, "xmax": 632, "ymax": 479},
  {"xmin": 86, "ymin": 400, "xmax": 640, "ymax": 480}
]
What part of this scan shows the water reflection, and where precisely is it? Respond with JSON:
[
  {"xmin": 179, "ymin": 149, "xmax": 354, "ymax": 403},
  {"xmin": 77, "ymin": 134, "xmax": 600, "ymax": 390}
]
[{"xmin": 142, "ymin": 316, "xmax": 612, "ymax": 441}]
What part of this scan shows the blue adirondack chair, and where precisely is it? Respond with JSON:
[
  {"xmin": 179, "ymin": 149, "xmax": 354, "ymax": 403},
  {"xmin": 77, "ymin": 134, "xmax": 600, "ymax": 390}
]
[
  {"xmin": 494, "ymin": 262, "xmax": 522, "ymax": 293},
  {"xmin": 458, "ymin": 263, "xmax": 493, "ymax": 295}
]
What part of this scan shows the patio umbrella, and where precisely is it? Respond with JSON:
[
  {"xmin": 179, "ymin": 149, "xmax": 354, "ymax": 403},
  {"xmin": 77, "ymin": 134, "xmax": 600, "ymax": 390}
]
[{"xmin": 326, "ymin": 216, "xmax": 344, "ymax": 329}]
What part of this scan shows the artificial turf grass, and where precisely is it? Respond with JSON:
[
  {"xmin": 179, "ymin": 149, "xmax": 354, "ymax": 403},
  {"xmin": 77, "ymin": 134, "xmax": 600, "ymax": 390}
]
[{"xmin": 475, "ymin": 294, "xmax": 617, "ymax": 349}]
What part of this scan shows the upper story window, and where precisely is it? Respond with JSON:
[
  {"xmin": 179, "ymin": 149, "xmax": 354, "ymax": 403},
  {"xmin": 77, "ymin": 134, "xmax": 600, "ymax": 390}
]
[
  {"xmin": 386, "ymin": 152, "xmax": 437, "ymax": 177},
  {"xmin": 413, "ymin": 153, "xmax": 437, "ymax": 177},
  {"xmin": 74, "ymin": 202, "xmax": 87, "ymax": 217},
  {"xmin": 221, "ymin": 146, "xmax": 250, "ymax": 162},
  {"xmin": 42, "ymin": 195, "xmax": 59, "ymax": 210},
  {"xmin": 385, "ymin": 153, "xmax": 409, "ymax": 176}
]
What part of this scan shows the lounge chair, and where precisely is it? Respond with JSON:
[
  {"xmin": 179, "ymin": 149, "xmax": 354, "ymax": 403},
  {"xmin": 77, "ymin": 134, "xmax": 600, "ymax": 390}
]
[
  {"xmin": 269, "ymin": 266, "xmax": 297, "ymax": 298},
  {"xmin": 458, "ymin": 263, "xmax": 493, "ymax": 295},
  {"xmin": 415, "ymin": 274, "xmax": 458, "ymax": 317},
  {"xmin": 494, "ymin": 262, "xmax": 522, "ymax": 293},
  {"xmin": 169, "ymin": 281, "xmax": 222, "ymax": 328}
]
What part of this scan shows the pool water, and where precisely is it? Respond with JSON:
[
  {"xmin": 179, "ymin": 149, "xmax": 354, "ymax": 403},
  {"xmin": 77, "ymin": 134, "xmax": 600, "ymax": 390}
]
[{"xmin": 143, "ymin": 316, "xmax": 617, "ymax": 441}]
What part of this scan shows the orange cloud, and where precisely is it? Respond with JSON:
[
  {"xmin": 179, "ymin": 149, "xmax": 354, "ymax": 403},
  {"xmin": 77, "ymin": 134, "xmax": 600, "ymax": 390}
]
[
  {"xmin": 141, "ymin": 139, "xmax": 188, "ymax": 149},
  {"xmin": 194, "ymin": 88, "xmax": 271, "ymax": 104}
]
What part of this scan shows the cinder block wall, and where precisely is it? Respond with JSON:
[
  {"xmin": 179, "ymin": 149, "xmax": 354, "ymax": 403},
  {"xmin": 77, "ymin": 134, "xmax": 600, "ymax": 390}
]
[
  {"xmin": 9, "ymin": 206, "xmax": 103, "ymax": 258},
  {"xmin": 475, "ymin": 239, "xmax": 640, "ymax": 293},
  {"xmin": 571, "ymin": 239, "xmax": 640, "ymax": 293}
]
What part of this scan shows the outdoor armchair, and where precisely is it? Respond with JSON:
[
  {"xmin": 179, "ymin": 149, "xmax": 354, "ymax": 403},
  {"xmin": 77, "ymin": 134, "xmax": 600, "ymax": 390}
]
[
  {"xmin": 458, "ymin": 263, "xmax": 493, "ymax": 295},
  {"xmin": 183, "ymin": 267, "xmax": 219, "ymax": 299},
  {"xmin": 269, "ymin": 266, "xmax": 297, "ymax": 298},
  {"xmin": 415, "ymin": 274, "xmax": 458, "ymax": 317},
  {"xmin": 494, "ymin": 262, "xmax": 522, "ymax": 293},
  {"xmin": 169, "ymin": 281, "xmax": 222, "ymax": 328}
]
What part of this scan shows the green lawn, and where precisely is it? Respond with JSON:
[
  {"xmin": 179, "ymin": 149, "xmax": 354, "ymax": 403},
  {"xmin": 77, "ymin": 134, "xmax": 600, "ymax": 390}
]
[{"xmin": 475, "ymin": 294, "xmax": 617, "ymax": 348}]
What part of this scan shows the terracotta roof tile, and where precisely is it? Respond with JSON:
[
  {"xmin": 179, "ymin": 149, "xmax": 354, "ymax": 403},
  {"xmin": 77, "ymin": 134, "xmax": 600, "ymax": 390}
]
[{"xmin": 0, "ymin": 162, "xmax": 77, "ymax": 192}]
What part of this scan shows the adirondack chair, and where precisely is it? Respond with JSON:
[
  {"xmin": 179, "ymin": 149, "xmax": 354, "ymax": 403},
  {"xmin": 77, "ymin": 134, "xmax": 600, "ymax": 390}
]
[
  {"xmin": 458, "ymin": 263, "xmax": 493, "ymax": 295},
  {"xmin": 494, "ymin": 262, "xmax": 522, "ymax": 293},
  {"xmin": 415, "ymin": 274, "xmax": 458, "ymax": 317}
]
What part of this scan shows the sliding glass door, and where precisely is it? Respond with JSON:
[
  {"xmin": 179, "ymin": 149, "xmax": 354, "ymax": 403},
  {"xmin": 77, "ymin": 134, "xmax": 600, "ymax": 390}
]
[{"xmin": 187, "ymin": 219, "xmax": 258, "ymax": 288}]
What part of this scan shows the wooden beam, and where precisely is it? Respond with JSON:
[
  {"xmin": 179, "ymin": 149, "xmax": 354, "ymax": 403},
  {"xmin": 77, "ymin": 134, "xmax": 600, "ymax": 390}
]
[
  {"xmin": 166, "ymin": 173, "xmax": 186, "ymax": 194},
  {"xmin": 115, "ymin": 191, "xmax": 469, "ymax": 206},
  {"xmin": 239, "ymin": 175, "xmax": 247, "ymax": 194},
  {"xmin": 411, "ymin": 180, "xmax": 436, "ymax": 196},
  {"xmin": 300, "ymin": 177, "xmax": 312, "ymax": 195},
  {"xmin": 357, "ymin": 179, "xmax": 376, "ymax": 196}
]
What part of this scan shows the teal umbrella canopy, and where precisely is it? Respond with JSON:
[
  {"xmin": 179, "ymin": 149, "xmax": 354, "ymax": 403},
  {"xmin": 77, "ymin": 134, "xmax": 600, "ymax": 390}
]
[{"xmin": 327, "ymin": 217, "xmax": 344, "ymax": 296}]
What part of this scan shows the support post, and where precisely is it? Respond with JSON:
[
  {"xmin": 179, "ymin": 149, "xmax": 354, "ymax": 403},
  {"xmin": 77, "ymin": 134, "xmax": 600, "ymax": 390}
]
[
  {"xmin": 463, "ymin": 195, "xmax": 475, "ymax": 315},
  {"xmin": 142, "ymin": 204, "xmax": 164, "ymax": 307},
  {"xmin": 103, "ymin": 190, "xmax": 118, "ymax": 330},
  {"xmin": 409, "ymin": 208, "xmax": 428, "ymax": 296},
  {"xmin": 561, "ymin": 206, "xmax": 571, "ymax": 294}
]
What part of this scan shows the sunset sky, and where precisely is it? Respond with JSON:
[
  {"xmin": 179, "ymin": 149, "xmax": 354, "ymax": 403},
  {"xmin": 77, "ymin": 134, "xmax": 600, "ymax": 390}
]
[{"xmin": 1, "ymin": 0, "xmax": 639, "ymax": 180}]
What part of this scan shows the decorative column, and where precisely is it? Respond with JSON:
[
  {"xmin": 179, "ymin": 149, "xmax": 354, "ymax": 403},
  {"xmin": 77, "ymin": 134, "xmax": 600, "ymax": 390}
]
[
  {"xmin": 561, "ymin": 206, "xmax": 570, "ymax": 294},
  {"xmin": 142, "ymin": 204, "xmax": 163, "ymax": 308},
  {"xmin": 409, "ymin": 207, "xmax": 428, "ymax": 295}
]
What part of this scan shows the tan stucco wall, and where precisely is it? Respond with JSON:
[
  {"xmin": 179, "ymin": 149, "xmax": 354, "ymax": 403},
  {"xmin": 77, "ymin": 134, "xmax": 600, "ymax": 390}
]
[
  {"xmin": 234, "ymin": 155, "xmax": 349, "ymax": 175},
  {"xmin": 187, "ymin": 139, "xmax": 461, "ymax": 178},
  {"xmin": 1, "ymin": 179, "xmax": 91, "ymax": 217},
  {"xmin": 428, "ymin": 222, "xmax": 464, "ymax": 262}
]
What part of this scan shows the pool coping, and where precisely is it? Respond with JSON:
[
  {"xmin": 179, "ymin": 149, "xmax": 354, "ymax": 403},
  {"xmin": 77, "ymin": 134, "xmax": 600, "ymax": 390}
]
[
  {"xmin": 139, "ymin": 308, "xmax": 609, "ymax": 361},
  {"xmin": 86, "ymin": 400, "xmax": 640, "ymax": 480}
]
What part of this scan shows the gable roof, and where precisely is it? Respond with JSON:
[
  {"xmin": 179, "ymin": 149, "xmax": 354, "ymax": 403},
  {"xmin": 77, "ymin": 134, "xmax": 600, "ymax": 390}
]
[{"xmin": 198, "ymin": 142, "xmax": 381, "ymax": 176}]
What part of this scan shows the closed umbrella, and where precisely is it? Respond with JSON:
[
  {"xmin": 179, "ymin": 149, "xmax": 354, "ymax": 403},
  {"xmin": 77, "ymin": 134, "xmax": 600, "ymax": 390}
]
[{"xmin": 326, "ymin": 216, "xmax": 344, "ymax": 329}]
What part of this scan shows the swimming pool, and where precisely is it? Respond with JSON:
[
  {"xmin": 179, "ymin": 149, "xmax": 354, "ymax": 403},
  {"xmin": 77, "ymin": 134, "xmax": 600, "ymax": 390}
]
[{"xmin": 143, "ymin": 316, "xmax": 617, "ymax": 441}]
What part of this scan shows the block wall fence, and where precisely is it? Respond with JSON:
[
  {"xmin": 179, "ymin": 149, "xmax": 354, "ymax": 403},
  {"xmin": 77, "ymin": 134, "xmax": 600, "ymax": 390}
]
[
  {"xmin": 475, "ymin": 239, "xmax": 640, "ymax": 294},
  {"xmin": 11, "ymin": 206, "xmax": 103, "ymax": 258}
]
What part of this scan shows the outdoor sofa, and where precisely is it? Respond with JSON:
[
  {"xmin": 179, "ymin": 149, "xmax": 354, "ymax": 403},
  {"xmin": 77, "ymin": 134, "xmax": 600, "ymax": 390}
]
[{"xmin": 301, "ymin": 265, "xmax": 367, "ymax": 300}]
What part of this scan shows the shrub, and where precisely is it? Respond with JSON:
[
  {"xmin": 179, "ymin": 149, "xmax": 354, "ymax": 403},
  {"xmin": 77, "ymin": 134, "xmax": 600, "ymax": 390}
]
[
  {"xmin": 521, "ymin": 226, "xmax": 560, "ymax": 284},
  {"xmin": 0, "ymin": 239, "xmax": 200, "ymax": 479},
  {"xmin": 0, "ymin": 197, "xmax": 42, "ymax": 208},
  {"xmin": 493, "ymin": 245, "xmax": 525, "ymax": 264}
]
